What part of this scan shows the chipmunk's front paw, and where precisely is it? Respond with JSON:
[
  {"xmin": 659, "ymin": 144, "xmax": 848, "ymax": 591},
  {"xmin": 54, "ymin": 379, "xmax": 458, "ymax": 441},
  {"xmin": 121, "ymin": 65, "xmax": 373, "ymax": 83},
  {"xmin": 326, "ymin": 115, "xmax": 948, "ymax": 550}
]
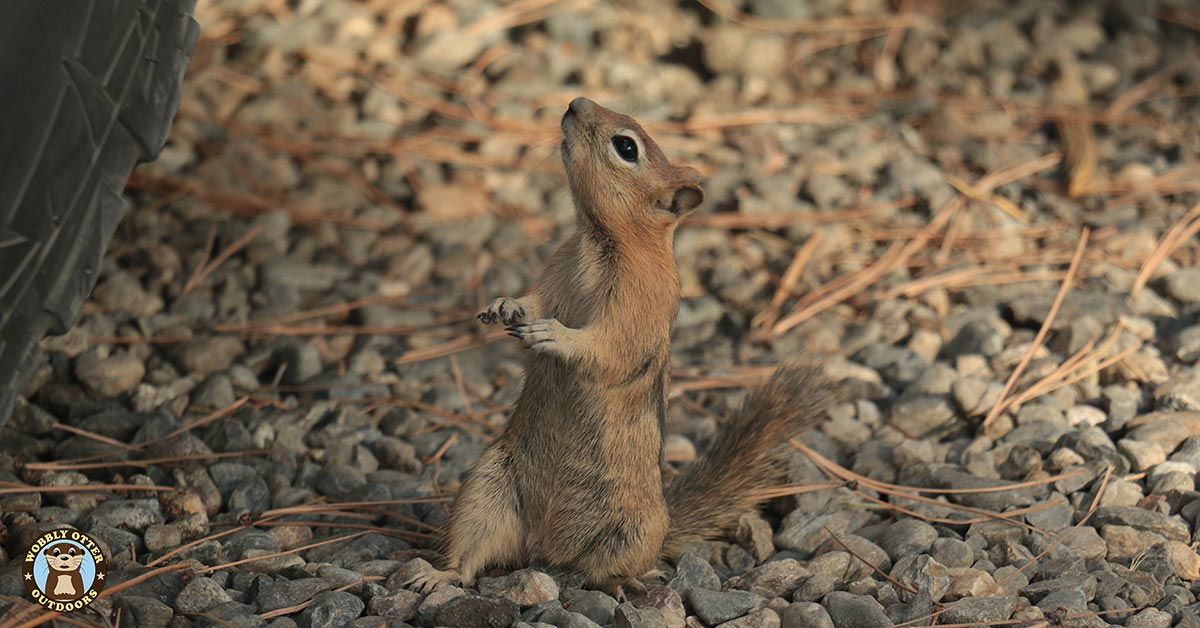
[
  {"xmin": 507, "ymin": 319, "xmax": 573, "ymax": 355},
  {"xmin": 479, "ymin": 297, "xmax": 528, "ymax": 325}
]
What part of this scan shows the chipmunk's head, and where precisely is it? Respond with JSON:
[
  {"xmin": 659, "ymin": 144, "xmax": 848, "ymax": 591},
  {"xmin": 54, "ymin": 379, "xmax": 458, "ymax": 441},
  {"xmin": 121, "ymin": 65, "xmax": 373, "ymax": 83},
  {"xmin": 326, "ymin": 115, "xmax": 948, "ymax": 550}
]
[{"xmin": 560, "ymin": 98, "xmax": 703, "ymax": 232}]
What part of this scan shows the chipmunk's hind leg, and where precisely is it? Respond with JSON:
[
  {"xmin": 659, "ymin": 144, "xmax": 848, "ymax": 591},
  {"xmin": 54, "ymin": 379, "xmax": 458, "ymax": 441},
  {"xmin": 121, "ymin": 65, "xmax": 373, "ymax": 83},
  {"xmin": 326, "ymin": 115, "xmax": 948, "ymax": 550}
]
[
  {"xmin": 576, "ymin": 514, "xmax": 667, "ymax": 600},
  {"xmin": 406, "ymin": 447, "xmax": 524, "ymax": 593}
]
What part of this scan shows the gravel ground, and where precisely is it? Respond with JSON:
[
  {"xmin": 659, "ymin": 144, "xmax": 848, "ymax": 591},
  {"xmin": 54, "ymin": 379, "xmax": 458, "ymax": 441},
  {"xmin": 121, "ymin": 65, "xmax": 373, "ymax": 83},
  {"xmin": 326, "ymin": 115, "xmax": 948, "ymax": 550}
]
[{"xmin": 3, "ymin": 0, "xmax": 1200, "ymax": 626}]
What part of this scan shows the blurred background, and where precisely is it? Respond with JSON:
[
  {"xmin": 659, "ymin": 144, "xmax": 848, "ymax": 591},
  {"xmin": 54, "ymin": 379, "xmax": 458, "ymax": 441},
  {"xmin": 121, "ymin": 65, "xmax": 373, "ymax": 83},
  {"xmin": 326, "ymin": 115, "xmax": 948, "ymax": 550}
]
[
  {"xmin": 5, "ymin": 0, "xmax": 1200, "ymax": 624},
  {"xmin": 71, "ymin": 0, "xmax": 1199, "ymax": 431}
]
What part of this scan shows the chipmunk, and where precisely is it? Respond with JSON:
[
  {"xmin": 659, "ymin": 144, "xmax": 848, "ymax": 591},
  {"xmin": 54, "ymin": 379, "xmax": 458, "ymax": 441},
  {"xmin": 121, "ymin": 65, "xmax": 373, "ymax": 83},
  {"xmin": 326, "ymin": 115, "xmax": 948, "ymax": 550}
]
[{"xmin": 406, "ymin": 98, "xmax": 843, "ymax": 596}]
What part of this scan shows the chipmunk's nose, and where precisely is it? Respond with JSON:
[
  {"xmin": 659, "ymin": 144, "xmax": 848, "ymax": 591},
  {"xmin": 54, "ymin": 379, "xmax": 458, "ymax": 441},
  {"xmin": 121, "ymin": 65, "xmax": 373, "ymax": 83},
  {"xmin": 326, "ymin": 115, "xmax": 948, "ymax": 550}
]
[{"xmin": 567, "ymin": 97, "xmax": 595, "ymax": 118}]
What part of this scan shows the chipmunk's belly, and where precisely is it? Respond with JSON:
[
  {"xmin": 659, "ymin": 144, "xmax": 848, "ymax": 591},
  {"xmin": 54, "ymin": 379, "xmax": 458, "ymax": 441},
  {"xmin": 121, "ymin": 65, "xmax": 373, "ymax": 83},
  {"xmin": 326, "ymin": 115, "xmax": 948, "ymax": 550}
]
[{"xmin": 514, "ymin": 408, "xmax": 666, "ymax": 568}]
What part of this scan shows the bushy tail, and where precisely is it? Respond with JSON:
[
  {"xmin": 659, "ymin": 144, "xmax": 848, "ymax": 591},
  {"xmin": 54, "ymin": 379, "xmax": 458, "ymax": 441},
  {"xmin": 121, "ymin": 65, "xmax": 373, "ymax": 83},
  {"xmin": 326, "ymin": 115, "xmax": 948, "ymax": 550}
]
[{"xmin": 662, "ymin": 362, "xmax": 845, "ymax": 557}]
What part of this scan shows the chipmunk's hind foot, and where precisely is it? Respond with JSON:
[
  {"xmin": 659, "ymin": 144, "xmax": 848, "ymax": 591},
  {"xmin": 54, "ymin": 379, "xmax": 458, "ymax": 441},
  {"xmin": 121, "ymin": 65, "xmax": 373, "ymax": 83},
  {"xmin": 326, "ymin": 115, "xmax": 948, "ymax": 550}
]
[
  {"xmin": 597, "ymin": 576, "xmax": 646, "ymax": 603},
  {"xmin": 404, "ymin": 564, "xmax": 462, "ymax": 594}
]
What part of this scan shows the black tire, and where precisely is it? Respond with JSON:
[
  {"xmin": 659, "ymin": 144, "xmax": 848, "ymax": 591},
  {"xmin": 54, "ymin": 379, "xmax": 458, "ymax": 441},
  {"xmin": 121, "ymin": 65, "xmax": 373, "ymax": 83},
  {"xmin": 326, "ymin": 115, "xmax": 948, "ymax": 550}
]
[{"xmin": 0, "ymin": 1, "xmax": 199, "ymax": 424}]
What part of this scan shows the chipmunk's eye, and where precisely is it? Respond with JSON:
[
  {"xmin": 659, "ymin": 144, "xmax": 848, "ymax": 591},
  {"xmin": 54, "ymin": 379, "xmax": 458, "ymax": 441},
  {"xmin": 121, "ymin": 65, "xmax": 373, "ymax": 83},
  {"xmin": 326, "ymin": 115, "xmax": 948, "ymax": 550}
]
[{"xmin": 612, "ymin": 135, "xmax": 638, "ymax": 163}]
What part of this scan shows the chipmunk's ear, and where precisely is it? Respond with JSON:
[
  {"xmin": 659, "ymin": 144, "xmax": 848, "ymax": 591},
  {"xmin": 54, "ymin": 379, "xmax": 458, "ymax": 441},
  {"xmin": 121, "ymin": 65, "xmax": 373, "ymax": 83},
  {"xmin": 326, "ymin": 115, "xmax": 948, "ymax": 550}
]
[{"xmin": 668, "ymin": 167, "xmax": 704, "ymax": 216}]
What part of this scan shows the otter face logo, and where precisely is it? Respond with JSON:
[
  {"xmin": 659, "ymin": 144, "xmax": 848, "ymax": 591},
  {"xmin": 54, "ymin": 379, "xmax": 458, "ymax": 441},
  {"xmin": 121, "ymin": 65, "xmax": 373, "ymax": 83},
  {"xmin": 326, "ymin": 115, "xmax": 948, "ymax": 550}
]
[
  {"xmin": 23, "ymin": 529, "xmax": 107, "ymax": 612},
  {"xmin": 45, "ymin": 543, "xmax": 85, "ymax": 598}
]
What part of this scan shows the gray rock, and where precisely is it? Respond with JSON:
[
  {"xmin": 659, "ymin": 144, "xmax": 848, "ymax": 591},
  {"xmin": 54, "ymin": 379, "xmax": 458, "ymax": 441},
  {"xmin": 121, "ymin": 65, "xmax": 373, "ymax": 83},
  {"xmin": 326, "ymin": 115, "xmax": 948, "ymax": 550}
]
[
  {"xmin": 1119, "ymin": 438, "xmax": 1167, "ymax": 471},
  {"xmin": 726, "ymin": 558, "xmax": 810, "ymax": 598},
  {"xmin": 716, "ymin": 608, "xmax": 781, "ymax": 628},
  {"xmin": 1010, "ymin": 290, "xmax": 1126, "ymax": 330},
  {"xmin": 943, "ymin": 320, "xmax": 1004, "ymax": 357},
  {"xmin": 269, "ymin": 341, "xmax": 323, "ymax": 385},
  {"xmin": 937, "ymin": 596, "xmax": 1018, "ymax": 624},
  {"xmin": 367, "ymin": 589, "xmax": 420, "ymax": 621},
  {"xmin": 431, "ymin": 593, "xmax": 521, "ymax": 628},
  {"xmin": 670, "ymin": 552, "xmax": 721, "ymax": 594},
  {"xmin": 614, "ymin": 602, "xmax": 683, "ymax": 628},
  {"xmin": 192, "ymin": 374, "xmax": 236, "ymax": 409},
  {"xmin": 819, "ymin": 534, "xmax": 890, "ymax": 575},
  {"xmin": 1090, "ymin": 506, "xmax": 1190, "ymax": 542},
  {"xmin": 1126, "ymin": 607, "xmax": 1174, "ymax": 628},
  {"xmin": 224, "ymin": 528, "xmax": 282, "ymax": 561},
  {"xmin": 805, "ymin": 173, "xmax": 853, "ymax": 210},
  {"xmin": 1035, "ymin": 587, "xmax": 1087, "ymax": 613},
  {"xmin": 477, "ymin": 568, "xmax": 559, "ymax": 607},
  {"xmin": 737, "ymin": 513, "xmax": 776, "ymax": 561},
  {"xmin": 689, "ymin": 589, "xmax": 764, "ymax": 625},
  {"xmin": 227, "ymin": 475, "xmax": 271, "ymax": 512},
  {"xmin": 903, "ymin": 467, "xmax": 1036, "ymax": 511},
  {"xmin": 1023, "ymin": 495, "xmax": 1073, "ymax": 531},
  {"xmin": 889, "ymin": 555, "xmax": 949, "ymax": 603},
  {"xmin": 930, "ymin": 538, "xmax": 974, "ymax": 568},
  {"xmin": 952, "ymin": 377, "xmax": 1003, "ymax": 418},
  {"xmin": 560, "ymin": 588, "xmax": 618, "ymax": 625},
  {"xmin": 417, "ymin": 583, "xmax": 466, "ymax": 622},
  {"xmin": 1166, "ymin": 269, "xmax": 1200, "ymax": 304},
  {"xmin": 775, "ymin": 510, "xmax": 874, "ymax": 558},
  {"xmin": 779, "ymin": 601, "xmax": 834, "ymax": 628},
  {"xmin": 173, "ymin": 337, "xmax": 245, "ymax": 375},
  {"xmin": 745, "ymin": 0, "xmax": 813, "ymax": 19},
  {"xmin": 991, "ymin": 566, "xmax": 1028, "ymax": 597},
  {"xmin": 314, "ymin": 465, "xmax": 367, "ymax": 498},
  {"xmin": 1176, "ymin": 325, "xmax": 1200, "ymax": 363},
  {"xmin": 792, "ymin": 573, "xmax": 837, "ymax": 604},
  {"xmin": 822, "ymin": 591, "xmax": 893, "ymax": 628},
  {"xmin": 888, "ymin": 396, "xmax": 957, "ymax": 439},
  {"xmin": 174, "ymin": 576, "xmax": 233, "ymax": 614},
  {"xmin": 85, "ymin": 499, "xmax": 165, "ymax": 532},
  {"xmin": 297, "ymin": 591, "xmax": 365, "ymax": 628},
  {"xmin": 885, "ymin": 157, "xmax": 952, "ymax": 208},
  {"xmin": 720, "ymin": 550, "xmax": 757, "ymax": 579},
  {"xmin": 1057, "ymin": 526, "xmax": 1107, "ymax": 561},
  {"xmin": 1104, "ymin": 385, "xmax": 1142, "ymax": 430},
  {"xmin": 1023, "ymin": 574, "xmax": 1096, "ymax": 603},
  {"xmin": 258, "ymin": 578, "xmax": 338, "ymax": 612},
  {"xmin": 144, "ymin": 524, "xmax": 183, "ymax": 553},
  {"xmin": 535, "ymin": 607, "xmax": 602, "ymax": 628},
  {"xmin": 75, "ymin": 350, "xmax": 145, "ymax": 397},
  {"xmin": 203, "ymin": 601, "xmax": 266, "ymax": 627},
  {"xmin": 879, "ymin": 520, "xmax": 937, "ymax": 561},
  {"xmin": 805, "ymin": 552, "xmax": 859, "ymax": 586},
  {"xmin": 93, "ymin": 271, "xmax": 162, "ymax": 317},
  {"xmin": 115, "ymin": 595, "xmax": 174, "ymax": 628},
  {"xmin": 997, "ymin": 445, "xmax": 1042, "ymax": 480},
  {"xmin": 1156, "ymin": 372, "xmax": 1200, "ymax": 412}
]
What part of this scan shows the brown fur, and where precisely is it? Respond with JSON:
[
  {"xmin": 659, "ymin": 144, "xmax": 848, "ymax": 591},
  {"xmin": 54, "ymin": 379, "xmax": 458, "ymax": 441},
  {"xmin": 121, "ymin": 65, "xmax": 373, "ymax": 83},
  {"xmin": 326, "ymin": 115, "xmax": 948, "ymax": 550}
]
[
  {"xmin": 662, "ymin": 363, "xmax": 846, "ymax": 556},
  {"xmin": 407, "ymin": 98, "xmax": 842, "ymax": 594}
]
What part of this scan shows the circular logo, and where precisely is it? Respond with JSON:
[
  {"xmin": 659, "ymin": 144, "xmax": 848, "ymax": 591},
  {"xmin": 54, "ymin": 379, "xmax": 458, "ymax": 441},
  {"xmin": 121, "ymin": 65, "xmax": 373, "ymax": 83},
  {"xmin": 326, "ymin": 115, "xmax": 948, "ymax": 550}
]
[{"xmin": 23, "ymin": 528, "xmax": 107, "ymax": 613}]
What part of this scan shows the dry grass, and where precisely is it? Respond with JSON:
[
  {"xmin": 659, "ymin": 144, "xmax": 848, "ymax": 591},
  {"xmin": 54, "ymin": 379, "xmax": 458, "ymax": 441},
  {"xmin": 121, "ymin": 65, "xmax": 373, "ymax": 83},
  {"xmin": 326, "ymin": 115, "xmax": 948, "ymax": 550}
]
[{"xmin": 982, "ymin": 228, "xmax": 1091, "ymax": 431}]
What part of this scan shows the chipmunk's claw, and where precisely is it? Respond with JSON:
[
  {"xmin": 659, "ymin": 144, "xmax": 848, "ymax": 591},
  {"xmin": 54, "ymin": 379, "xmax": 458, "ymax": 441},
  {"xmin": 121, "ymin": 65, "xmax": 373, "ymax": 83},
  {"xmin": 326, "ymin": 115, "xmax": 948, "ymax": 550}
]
[
  {"xmin": 642, "ymin": 568, "xmax": 668, "ymax": 583},
  {"xmin": 506, "ymin": 319, "xmax": 568, "ymax": 353},
  {"xmin": 598, "ymin": 576, "xmax": 647, "ymax": 603},
  {"xmin": 404, "ymin": 565, "xmax": 461, "ymax": 594},
  {"xmin": 479, "ymin": 298, "xmax": 527, "ymax": 326}
]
